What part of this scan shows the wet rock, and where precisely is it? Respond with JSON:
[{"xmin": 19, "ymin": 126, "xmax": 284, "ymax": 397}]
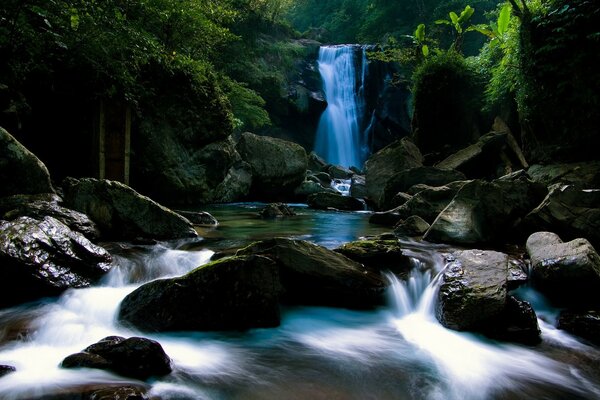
[
  {"xmin": 236, "ymin": 238, "xmax": 387, "ymax": 309},
  {"xmin": 175, "ymin": 210, "xmax": 218, "ymax": 226},
  {"xmin": 424, "ymin": 176, "xmax": 547, "ymax": 245},
  {"xmin": 62, "ymin": 336, "xmax": 171, "ymax": 380},
  {"xmin": 310, "ymin": 171, "xmax": 333, "ymax": 186},
  {"xmin": 259, "ymin": 203, "xmax": 296, "ymax": 218},
  {"xmin": 365, "ymin": 137, "xmax": 423, "ymax": 209},
  {"xmin": 0, "ymin": 193, "xmax": 100, "ymax": 240},
  {"xmin": 308, "ymin": 151, "xmax": 329, "ymax": 172},
  {"xmin": 0, "ymin": 126, "xmax": 54, "ymax": 197},
  {"xmin": 394, "ymin": 215, "xmax": 430, "ymax": 237},
  {"xmin": 237, "ymin": 132, "xmax": 308, "ymax": 201},
  {"xmin": 25, "ymin": 385, "xmax": 150, "ymax": 400},
  {"xmin": 526, "ymin": 232, "xmax": 600, "ymax": 304},
  {"xmin": 507, "ymin": 259, "xmax": 529, "ymax": 290},
  {"xmin": 119, "ymin": 255, "xmax": 282, "ymax": 331},
  {"xmin": 0, "ymin": 216, "xmax": 112, "ymax": 307},
  {"xmin": 558, "ymin": 310, "xmax": 600, "ymax": 345},
  {"xmin": 328, "ymin": 165, "xmax": 353, "ymax": 179},
  {"xmin": 380, "ymin": 167, "xmax": 466, "ymax": 210},
  {"xmin": 350, "ymin": 175, "xmax": 367, "ymax": 199},
  {"xmin": 436, "ymin": 250, "xmax": 508, "ymax": 331},
  {"xmin": 527, "ymin": 162, "xmax": 600, "ymax": 187},
  {"xmin": 62, "ymin": 177, "xmax": 197, "ymax": 241},
  {"xmin": 307, "ymin": 192, "xmax": 364, "ymax": 211},
  {"xmin": 523, "ymin": 184, "xmax": 600, "ymax": 249},
  {"xmin": 0, "ymin": 364, "xmax": 16, "ymax": 377},
  {"xmin": 485, "ymin": 296, "xmax": 541, "ymax": 345},
  {"xmin": 334, "ymin": 239, "xmax": 411, "ymax": 273},
  {"xmin": 294, "ymin": 180, "xmax": 336, "ymax": 199},
  {"xmin": 389, "ymin": 192, "xmax": 413, "ymax": 209}
]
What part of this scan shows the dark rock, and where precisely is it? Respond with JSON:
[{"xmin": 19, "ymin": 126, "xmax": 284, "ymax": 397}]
[
  {"xmin": 294, "ymin": 180, "xmax": 336, "ymax": 199},
  {"xmin": 485, "ymin": 296, "xmax": 541, "ymax": 345},
  {"xmin": 527, "ymin": 162, "xmax": 600, "ymax": 187},
  {"xmin": 175, "ymin": 210, "xmax": 218, "ymax": 226},
  {"xmin": 0, "ymin": 126, "xmax": 54, "ymax": 197},
  {"xmin": 507, "ymin": 259, "xmax": 529, "ymax": 290},
  {"xmin": 307, "ymin": 192, "xmax": 364, "ymax": 211},
  {"xmin": 523, "ymin": 184, "xmax": 600, "ymax": 249},
  {"xmin": 334, "ymin": 239, "xmax": 411, "ymax": 273},
  {"xmin": 526, "ymin": 231, "xmax": 600, "ymax": 304},
  {"xmin": 0, "ymin": 216, "xmax": 112, "ymax": 307},
  {"xmin": 310, "ymin": 171, "xmax": 332, "ymax": 186},
  {"xmin": 350, "ymin": 175, "xmax": 367, "ymax": 198},
  {"xmin": 259, "ymin": 203, "xmax": 296, "ymax": 218},
  {"xmin": 394, "ymin": 216, "xmax": 430, "ymax": 237},
  {"xmin": 61, "ymin": 336, "xmax": 171, "ymax": 380},
  {"xmin": 237, "ymin": 132, "xmax": 308, "ymax": 201},
  {"xmin": 0, "ymin": 194, "xmax": 100, "ymax": 240},
  {"xmin": 236, "ymin": 238, "xmax": 387, "ymax": 309},
  {"xmin": 308, "ymin": 151, "xmax": 329, "ymax": 172},
  {"xmin": 424, "ymin": 176, "xmax": 547, "ymax": 245},
  {"xmin": 119, "ymin": 255, "xmax": 282, "ymax": 332},
  {"xmin": 380, "ymin": 167, "xmax": 466, "ymax": 209},
  {"xmin": 558, "ymin": 310, "xmax": 600, "ymax": 345},
  {"xmin": 406, "ymin": 184, "xmax": 435, "ymax": 195},
  {"xmin": 390, "ymin": 192, "xmax": 413, "ymax": 208},
  {"xmin": 0, "ymin": 365, "xmax": 16, "ymax": 377},
  {"xmin": 25, "ymin": 385, "xmax": 150, "ymax": 400},
  {"xmin": 436, "ymin": 250, "xmax": 508, "ymax": 331},
  {"xmin": 328, "ymin": 165, "xmax": 353, "ymax": 179},
  {"xmin": 62, "ymin": 177, "xmax": 197, "ymax": 241},
  {"xmin": 365, "ymin": 137, "xmax": 423, "ymax": 209}
]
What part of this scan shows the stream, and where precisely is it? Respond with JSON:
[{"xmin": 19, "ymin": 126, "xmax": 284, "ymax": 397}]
[{"xmin": 1, "ymin": 204, "xmax": 599, "ymax": 399}]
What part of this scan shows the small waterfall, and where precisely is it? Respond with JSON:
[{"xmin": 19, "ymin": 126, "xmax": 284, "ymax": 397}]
[{"xmin": 314, "ymin": 45, "xmax": 368, "ymax": 169}]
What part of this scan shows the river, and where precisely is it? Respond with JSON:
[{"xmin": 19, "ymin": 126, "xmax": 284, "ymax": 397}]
[{"xmin": 0, "ymin": 204, "xmax": 599, "ymax": 399}]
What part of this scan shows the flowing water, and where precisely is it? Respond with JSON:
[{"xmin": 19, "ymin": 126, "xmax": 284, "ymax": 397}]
[
  {"xmin": 314, "ymin": 45, "xmax": 369, "ymax": 169},
  {"xmin": 1, "ymin": 204, "xmax": 599, "ymax": 399}
]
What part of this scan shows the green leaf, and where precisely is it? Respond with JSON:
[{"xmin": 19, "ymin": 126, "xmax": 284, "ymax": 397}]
[
  {"xmin": 469, "ymin": 24, "xmax": 495, "ymax": 38},
  {"xmin": 497, "ymin": 4, "xmax": 511, "ymax": 36},
  {"xmin": 415, "ymin": 23, "xmax": 425, "ymax": 42},
  {"xmin": 457, "ymin": 6, "xmax": 474, "ymax": 25},
  {"xmin": 449, "ymin": 11, "xmax": 459, "ymax": 24},
  {"xmin": 421, "ymin": 45, "xmax": 429, "ymax": 57},
  {"xmin": 435, "ymin": 19, "xmax": 451, "ymax": 25},
  {"xmin": 70, "ymin": 8, "xmax": 80, "ymax": 31}
]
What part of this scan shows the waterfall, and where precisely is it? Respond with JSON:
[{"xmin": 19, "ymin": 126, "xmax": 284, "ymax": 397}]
[{"xmin": 314, "ymin": 45, "xmax": 368, "ymax": 169}]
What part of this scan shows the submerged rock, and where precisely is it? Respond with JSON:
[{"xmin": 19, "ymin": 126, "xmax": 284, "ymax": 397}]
[
  {"xmin": 237, "ymin": 238, "xmax": 387, "ymax": 309},
  {"xmin": 307, "ymin": 192, "xmax": 364, "ymax": 211},
  {"xmin": 0, "ymin": 126, "xmax": 54, "ymax": 197},
  {"xmin": 119, "ymin": 255, "xmax": 282, "ymax": 332},
  {"xmin": 62, "ymin": 336, "xmax": 171, "ymax": 380},
  {"xmin": 0, "ymin": 216, "xmax": 112, "ymax": 307},
  {"xmin": 258, "ymin": 203, "xmax": 296, "ymax": 218},
  {"xmin": 558, "ymin": 310, "xmax": 600, "ymax": 345},
  {"xmin": 62, "ymin": 177, "xmax": 197, "ymax": 241},
  {"xmin": 334, "ymin": 239, "xmax": 411, "ymax": 274}
]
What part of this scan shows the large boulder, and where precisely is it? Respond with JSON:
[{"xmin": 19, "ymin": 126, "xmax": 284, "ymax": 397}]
[
  {"xmin": 527, "ymin": 162, "xmax": 600, "ymax": 187},
  {"xmin": 557, "ymin": 310, "xmax": 600, "ymax": 345},
  {"xmin": 0, "ymin": 216, "xmax": 112, "ymax": 307},
  {"xmin": 119, "ymin": 255, "xmax": 281, "ymax": 332},
  {"xmin": 424, "ymin": 176, "xmax": 547, "ymax": 245},
  {"xmin": 0, "ymin": 193, "xmax": 100, "ymax": 240},
  {"xmin": 294, "ymin": 180, "xmax": 336, "ymax": 200},
  {"xmin": 236, "ymin": 238, "xmax": 387, "ymax": 309},
  {"xmin": 334, "ymin": 239, "xmax": 412, "ymax": 274},
  {"xmin": 237, "ymin": 132, "xmax": 308, "ymax": 201},
  {"xmin": 62, "ymin": 177, "xmax": 197, "ymax": 241},
  {"xmin": 380, "ymin": 167, "xmax": 466, "ymax": 210},
  {"xmin": 523, "ymin": 184, "xmax": 600, "ymax": 249},
  {"xmin": 0, "ymin": 126, "xmax": 54, "ymax": 197},
  {"xmin": 350, "ymin": 175, "xmax": 367, "ymax": 199},
  {"xmin": 365, "ymin": 137, "xmax": 423, "ymax": 209},
  {"xmin": 307, "ymin": 192, "xmax": 365, "ymax": 211},
  {"xmin": 62, "ymin": 336, "xmax": 171, "ymax": 380},
  {"xmin": 526, "ymin": 232, "xmax": 600, "ymax": 304}
]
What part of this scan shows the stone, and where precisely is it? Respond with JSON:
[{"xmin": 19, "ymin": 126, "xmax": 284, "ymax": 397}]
[
  {"xmin": 0, "ymin": 126, "xmax": 54, "ymax": 197},
  {"xmin": 175, "ymin": 210, "xmax": 218, "ymax": 226},
  {"xmin": 24, "ymin": 385, "xmax": 150, "ymax": 400},
  {"xmin": 365, "ymin": 137, "xmax": 423, "ymax": 209},
  {"xmin": 334, "ymin": 239, "xmax": 412, "ymax": 274},
  {"xmin": 119, "ymin": 255, "xmax": 282, "ymax": 332},
  {"xmin": 62, "ymin": 336, "xmax": 171, "ymax": 380},
  {"xmin": 0, "ymin": 365, "xmax": 16, "ymax": 377},
  {"xmin": 380, "ymin": 167, "xmax": 466, "ymax": 210},
  {"xmin": 258, "ymin": 203, "xmax": 296, "ymax": 218},
  {"xmin": 307, "ymin": 192, "xmax": 365, "ymax": 211},
  {"xmin": 527, "ymin": 162, "xmax": 600, "ymax": 187},
  {"xmin": 485, "ymin": 296, "xmax": 541, "ymax": 345},
  {"xmin": 507, "ymin": 258, "xmax": 529, "ymax": 290},
  {"xmin": 350, "ymin": 175, "xmax": 367, "ymax": 199},
  {"xmin": 424, "ymin": 176, "xmax": 547, "ymax": 245},
  {"xmin": 308, "ymin": 151, "xmax": 329, "ymax": 172},
  {"xmin": 237, "ymin": 132, "xmax": 308, "ymax": 201},
  {"xmin": 62, "ymin": 177, "xmax": 197, "ymax": 241},
  {"xmin": 526, "ymin": 231, "xmax": 600, "ymax": 304},
  {"xmin": 328, "ymin": 165, "xmax": 353, "ymax": 179},
  {"xmin": 294, "ymin": 180, "xmax": 336, "ymax": 199},
  {"xmin": 558, "ymin": 310, "xmax": 600, "ymax": 345},
  {"xmin": 0, "ymin": 216, "xmax": 112, "ymax": 307},
  {"xmin": 389, "ymin": 192, "xmax": 413, "ymax": 208},
  {"xmin": 436, "ymin": 250, "xmax": 508, "ymax": 331},
  {"xmin": 393, "ymin": 215, "xmax": 430, "ymax": 237},
  {"xmin": 236, "ymin": 238, "xmax": 387, "ymax": 309}
]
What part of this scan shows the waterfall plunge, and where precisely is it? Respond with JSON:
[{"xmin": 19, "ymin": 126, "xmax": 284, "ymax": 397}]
[{"xmin": 314, "ymin": 45, "xmax": 368, "ymax": 169}]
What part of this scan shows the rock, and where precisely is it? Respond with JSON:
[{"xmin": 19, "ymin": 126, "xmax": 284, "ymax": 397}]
[
  {"xmin": 526, "ymin": 232, "xmax": 600, "ymax": 303},
  {"xmin": 61, "ymin": 336, "xmax": 171, "ymax": 380},
  {"xmin": 558, "ymin": 310, "xmax": 600, "ymax": 345},
  {"xmin": 436, "ymin": 250, "xmax": 508, "ymax": 331},
  {"xmin": 25, "ymin": 385, "xmax": 150, "ymax": 400},
  {"xmin": 380, "ymin": 167, "xmax": 466, "ymax": 209},
  {"xmin": 236, "ymin": 238, "xmax": 387, "ymax": 309},
  {"xmin": 0, "ymin": 365, "xmax": 16, "ymax": 377},
  {"xmin": 328, "ymin": 165, "xmax": 353, "ymax": 179},
  {"xmin": 0, "ymin": 216, "xmax": 112, "ymax": 307},
  {"xmin": 485, "ymin": 296, "xmax": 541, "ymax": 345},
  {"xmin": 259, "ymin": 203, "xmax": 296, "ymax": 218},
  {"xmin": 424, "ymin": 176, "xmax": 547, "ymax": 245},
  {"xmin": 119, "ymin": 255, "xmax": 281, "ymax": 332},
  {"xmin": 394, "ymin": 215, "xmax": 430, "ymax": 237},
  {"xmin": 310, "ymin": 171, "xmax": 333, "ymax": 186},
  {"xmin": 365, "ymin": 137, "xmax": 423, "ymax": 209},
  {"xmin": 294, "ymin": 180, "xmax": 336, "ymax": 199},
  {"xmin": 308, "ymin": 151, "xmax": 329, "ymax": 172},
  {"xmin": 175, "ymin": 210, "xmax": 218, "ymax": 226},
  {"xmin": 0, "ymin": 126, "xmax": 54, "ymax": 197},
  {"xmin": 507, "ymin": 259, "xmax": 529, "ymax": 290},
  {"xmin": 523, "ymin": 184, "xmax": 600, "ymax": 249},
  {"xmin": 350, "ymin": 175, "xmax": 367, "ymax": 198},
  {"xmin": 389, "ymin": 192, "xmax": 413, "ymax": 209},
  {"xmin": 334, "ymin": 239, "xmax": 411, "ymax": 274},
  {"xmin": 62, "ymin": 177, "xmax": 197, "ymax": 241},
  {"xmin": 307, "ymin": 192, "xmax": 364, "ymax": 211},
  {"xmin": 0, "ymin": 194, "xmax": 100, "ymax": 240},
  {"xmin": 237, "ymin": 132, "xmax": 308, "ymax": 201},
  {"xmin": 527, "ymin": 162, "xmax": 600, "ymax": 187}
]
